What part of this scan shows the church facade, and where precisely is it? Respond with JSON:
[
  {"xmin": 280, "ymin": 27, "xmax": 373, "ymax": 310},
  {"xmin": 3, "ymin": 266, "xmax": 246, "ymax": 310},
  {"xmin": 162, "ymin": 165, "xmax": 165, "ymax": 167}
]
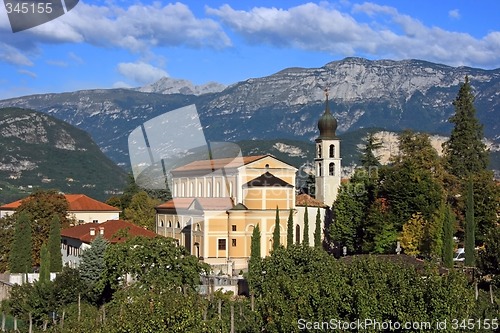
[{"xmin": 155, "ymin": 94, "xmax": 341, "ymax": 273}]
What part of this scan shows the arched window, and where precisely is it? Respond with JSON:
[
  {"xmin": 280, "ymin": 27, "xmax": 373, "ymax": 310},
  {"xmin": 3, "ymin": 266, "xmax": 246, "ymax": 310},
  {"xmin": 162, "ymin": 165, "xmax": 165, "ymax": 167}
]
[
  {"xmin": 317, "ymin": 144, "xmax": 322, "ymax": 158},
  {"xmin": 329, "ymin": 162, "xmax": 335, "ymax": 176},
  {"xmin": 329, "ymin": 144, "xmax": 335, "ymax": 158},
  {"xmin": 159, "ymin": 220, "xmax": 164, "ymax": 227},
  {"xmin": 295, "ymin": 224, "xmax": 301, "ymax": 244},
  {"xmin": 318, "ymin": 163, "xmax": 322, "ymax": 177},
  {"xmin": 168, "ymin": 220, "xmax": 172, "ymax": 228},
  {"xmin": 176, "ymin": 221, "xmax": 181, "ymax": 229},
  {"xmin": 198, "ymin": 182, "xmax": 203, "ymax": 197},
  {"xmin": 190, "ymin": 182, "xmax": 194, "ymax": 196}
]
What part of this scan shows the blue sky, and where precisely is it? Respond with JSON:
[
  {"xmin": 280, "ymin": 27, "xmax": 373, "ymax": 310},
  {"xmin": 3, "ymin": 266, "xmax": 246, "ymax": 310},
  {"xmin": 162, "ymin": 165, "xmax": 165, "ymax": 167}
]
[{"xmin": 1, "ymin": 0, "xmax": 499, "ymax": 99}]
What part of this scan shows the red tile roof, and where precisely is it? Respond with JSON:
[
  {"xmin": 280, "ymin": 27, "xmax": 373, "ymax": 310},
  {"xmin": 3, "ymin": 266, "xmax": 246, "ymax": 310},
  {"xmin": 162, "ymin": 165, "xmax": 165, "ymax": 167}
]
[
  {"xmin": 156, "ymin": 198, "xmax": 194, "ymax": 210},
  {"xmin": 0, "ymin": 194, "xmax": 120, "ymax": 212},
  {"xmin": 171, "ymin": 155, "xmax": 267, "ymax": 173},
  {"xmin": 61, "ymin": 219, "xmax": 158, "ymax": 244},
  {"xmin": 295, "ymin": 194, "xmax": 328, "ymax": 208}
]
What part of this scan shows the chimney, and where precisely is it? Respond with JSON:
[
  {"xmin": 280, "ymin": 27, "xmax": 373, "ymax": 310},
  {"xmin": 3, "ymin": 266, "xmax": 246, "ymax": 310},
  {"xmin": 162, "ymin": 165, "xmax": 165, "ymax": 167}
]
[
  {"xmin": 90, "ymin": 228, "xmax": 95, "ymax": 236},
  {"xmin": 99, "ymin": 227, "xmax": 104, "ymax": 235}
]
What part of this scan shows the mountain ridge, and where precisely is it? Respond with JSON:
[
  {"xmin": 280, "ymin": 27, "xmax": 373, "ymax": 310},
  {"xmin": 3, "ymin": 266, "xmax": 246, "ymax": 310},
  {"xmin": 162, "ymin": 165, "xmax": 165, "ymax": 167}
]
[
  {"xmin": 0, "ymin": 107, "xmax": 127, "ymax": 203},
  {"xmin": 0, "ymin": 57, "xmax": 498, "ymax": 170}
]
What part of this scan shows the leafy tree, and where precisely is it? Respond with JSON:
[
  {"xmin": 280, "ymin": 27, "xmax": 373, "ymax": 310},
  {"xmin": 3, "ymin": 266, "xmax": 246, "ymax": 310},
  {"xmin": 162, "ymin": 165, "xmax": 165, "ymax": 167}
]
[
  {"xmin": 359, "ymin": 131, "xmax": 382, "ymax": 167},
  {"xmin": 314, "ymin": 208, "xmax": 322, "ymax": 248},
  {"xmin": 477, "ymin": 226, "xmax": 500, "ymax": 286},
  {"xmin": 302, "ymin": 206, "xmax": 309, "ymax": 247},
  {"xmin": 443, "ymin": 76, "xmax": 488, "ymax": 178},
  {"xmin": 38, "ymin": 244, "xmax": 50, "ymax": 284},
  {"xmin": 78, "ymin": 235, "xmax": 109, "ymax": 303},
  {"xmin": 14, "ymin": 189, "xmax": 71, "ymax": 266},
  {"xmin": 9, "ymin": 212, "xmax": 32, "ymax": 273},
  {"xmin": 330, "ymin": 184, "xmax": 365, "ymax": 253},
  {"xmin": 286, "ymin": 209, "xmax": 293, "ymax": 248},
  {"xmin": 104, "ymin": 236, "xmax": 208, "ymax": 292},
  {"xmin": 362, "ymin": 198, "xmax": 397, "ymax": 254},
  {"xmin": 52, "ymin": 267, "xmax": 87, "ymax": 311},
  {"xmin": 0, "ymin": 216, "xmax": 15, "ymax": 272},
  {"xmin": 272, "ymin": 207, "xmax": 280, "ymax": 252},
  {"xmin": 442, "ymin": 205, "xmax": 456, "ymax": 268},
  {"xmin": 399, "ymin": 213, "xmax": 426, "ymax": 256},
  {"xmin": 48, "ymin": 216, "xmax": 62, "ymax": 272},
  {"xmin": 123, "ymin": 191, "xmax": 160, "ymax": 231},
  {"xmin": 464, "ymin": 178, "xmax": 475, "ymax": 267}
]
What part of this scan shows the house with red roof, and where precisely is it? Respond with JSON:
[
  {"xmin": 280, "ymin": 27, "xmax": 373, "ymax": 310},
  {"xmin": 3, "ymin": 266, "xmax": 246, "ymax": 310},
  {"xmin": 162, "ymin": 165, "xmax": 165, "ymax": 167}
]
[
  {"xmin": 0, "ymin": 193, "xmax": 121, "ymax": 223},
  {"xmin": 60, "ymin": 219, "xmax": 158, "ymax": 268}
]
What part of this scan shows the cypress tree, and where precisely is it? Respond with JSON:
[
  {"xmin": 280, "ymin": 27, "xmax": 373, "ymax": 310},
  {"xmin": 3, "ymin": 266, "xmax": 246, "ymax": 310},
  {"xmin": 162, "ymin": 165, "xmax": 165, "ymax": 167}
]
[
  {"xmin": 248, "ymin": 225, "xmax": 262, "ymax": 292},
  {"xmin": 314, "ymin": 208, "xmax": 322, "ymax": 248},
  {"xmin": 302, "ymin": 206, "xmax": 309, "ymax": 247},
  {"xmin": 272, "ymin": 207, "xmax": 280, "ymax": 252},
  {"xmin": 286, "ymin": 209, "xmax": 294, "ymax": 248},
  {"xmin": 464, "ymin": 178, "xmax": 475, "ymax": 267},
  {"xmin": 48, "ymin": 216, "xmax": 62, "ymax": 272},
  {"xmin": 9, "ymin": 212, "xmax": 32, "ymax": 273},
  {"xmin": 442, "ymin": 205, "xmax": 455, "ymax": 268},
  {"xmin": 39, "ymin": 244, "xmax": 50, "ymax": 283},
  {"xmin": 443, "ymin": 76, "xmax": 488, "ymax": 178}
]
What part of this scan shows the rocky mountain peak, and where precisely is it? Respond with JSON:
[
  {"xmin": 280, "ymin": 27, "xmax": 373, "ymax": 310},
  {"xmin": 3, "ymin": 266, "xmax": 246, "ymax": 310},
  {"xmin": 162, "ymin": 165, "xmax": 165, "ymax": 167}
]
[{"xmin": 136, "ymin": 77, "xmax": 226, "ymax": 95}]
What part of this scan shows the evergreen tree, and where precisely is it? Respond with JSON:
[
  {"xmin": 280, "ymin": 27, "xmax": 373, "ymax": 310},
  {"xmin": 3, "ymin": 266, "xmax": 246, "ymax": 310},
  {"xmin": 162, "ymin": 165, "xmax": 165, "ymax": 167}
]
[
  {"xmin": 360, "ymin": 131, "xmax": 382, "ymax": 167},
  {"xmin": 38, "ymin": 244, "xmax": 50, "ymax": 284},
  {"xmin": 442, "ymin": 205, "xmax": 456, "ymax": 268},
  {"xmin": 272, "ymin": 207, "xmax": 280, "ymax": 252},
  {"xmin": 47, "ymin": 216, "xmax": 62, "ymax": 272},
  {"xmin": 9, "ymin": 212, "xmax": 32, "ymax": 273},
  {"xmin": 443, "ymin": 76, "xmax": 488, "ymax": 178},
  {"xmin": 302, "ymin": 206, "xmax": 309, "ymax": 247},
  {"xmin": 314, "ymin": 208, "xmax": 322, "ymax": 248},
  {"xmin": 248, "ymin": 225, "xmax": 262, "ymax": 293},
  {"xmin": 79, "ymin": 235, "xmax": 109, "ymax": 302},
  {"xmin": 286, "ymin": 209, "xmax": 294, "ymax": 248},
  {"xmin": 464, "ymin": 178, "xmax": 475, "ymax": 267}
]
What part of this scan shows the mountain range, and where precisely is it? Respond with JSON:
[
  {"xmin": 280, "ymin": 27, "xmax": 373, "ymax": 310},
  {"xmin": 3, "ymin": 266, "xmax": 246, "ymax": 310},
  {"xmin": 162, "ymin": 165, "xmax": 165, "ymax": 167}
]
[
  {"xmin": 0, "ymin": 57, "xmax": 498, "ymax": 172},
  {"xmin": 0, "ymin": 107, "xmax": 127, "ymax": 203}
]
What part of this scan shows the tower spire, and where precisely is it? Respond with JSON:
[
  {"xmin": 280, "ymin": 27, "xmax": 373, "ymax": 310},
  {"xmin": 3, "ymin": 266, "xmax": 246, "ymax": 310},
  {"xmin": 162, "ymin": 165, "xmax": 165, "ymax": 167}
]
[{"xmin": 317, "ymin": 88, "xmax": 337, "ymax": 140}]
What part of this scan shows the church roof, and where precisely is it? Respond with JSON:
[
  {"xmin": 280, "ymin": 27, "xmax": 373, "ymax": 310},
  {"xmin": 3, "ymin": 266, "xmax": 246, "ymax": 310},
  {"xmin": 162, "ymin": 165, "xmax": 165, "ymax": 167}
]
[
  {"xmin": 243, "ymin": 172, "xmax": 293, "ymax": 188},
  {"xmin": 172, "ymin": 155, "xmax": 268, "ymax": 173},
  {"xmin": 156, "ymin": 197, "xmax": 234, "ymax": 212}
]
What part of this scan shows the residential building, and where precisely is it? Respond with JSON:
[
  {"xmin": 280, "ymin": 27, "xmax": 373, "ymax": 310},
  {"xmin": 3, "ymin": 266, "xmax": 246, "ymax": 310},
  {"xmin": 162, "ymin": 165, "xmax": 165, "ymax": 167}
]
[
  {"xmin": 60, "ymin": 219, "xmax": 157, "ymax": 267},
  {"xmin": 0, "ymin": 193, "xmax": 121, "ymax": 223}
]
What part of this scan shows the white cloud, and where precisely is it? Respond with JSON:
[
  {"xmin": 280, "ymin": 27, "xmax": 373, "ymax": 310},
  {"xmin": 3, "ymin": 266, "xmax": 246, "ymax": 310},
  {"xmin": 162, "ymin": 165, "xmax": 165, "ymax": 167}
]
[
  {"xmin": 0, "ymin": 2, "xmax": 231, "ymax": 67},
  {"xmin": 46, "ymin": 60, "xmax": 68, "ymax": 67},
  {"xmin": 0, "ymin": 43, "xmax": 33, "ymax": 66},
  {"xmin": 68, "ymin": 52, "xmax": 84, "ymax": 65},
  {"xmin": 112, "ymin": 81, "xmax": 132, "ymax": 88},
  {"xmin": 18, "ymin": 69, "xmax": 37, "ymax": 78},
  {"xmin": 117, "ymin": 62, "xmax": 168, "ymax": 85},
  {"xmin": 20, "ymin": 2, "xmax": 230, "ymax": 51},
  {"xmin": 207, "ymin": 2, "xmax": 500, "ymax": 69},
  {"xmin": 449, "ymin": 9, "xmax": 461, "ymax": 20}
]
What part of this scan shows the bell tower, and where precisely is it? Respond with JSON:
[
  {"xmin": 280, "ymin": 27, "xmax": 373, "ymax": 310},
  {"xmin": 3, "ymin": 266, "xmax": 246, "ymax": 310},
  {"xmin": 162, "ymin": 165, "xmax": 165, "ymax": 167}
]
[{"xmin": 314, "ymin": 90, "xmax": 341, "ymax": 207}]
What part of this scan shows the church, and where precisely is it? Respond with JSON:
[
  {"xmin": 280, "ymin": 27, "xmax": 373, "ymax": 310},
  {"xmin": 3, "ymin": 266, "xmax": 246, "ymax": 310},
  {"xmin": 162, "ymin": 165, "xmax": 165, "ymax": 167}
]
[{"xmin": 155, "ymin": 93, "xmax": 341, "ymax": 273}]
